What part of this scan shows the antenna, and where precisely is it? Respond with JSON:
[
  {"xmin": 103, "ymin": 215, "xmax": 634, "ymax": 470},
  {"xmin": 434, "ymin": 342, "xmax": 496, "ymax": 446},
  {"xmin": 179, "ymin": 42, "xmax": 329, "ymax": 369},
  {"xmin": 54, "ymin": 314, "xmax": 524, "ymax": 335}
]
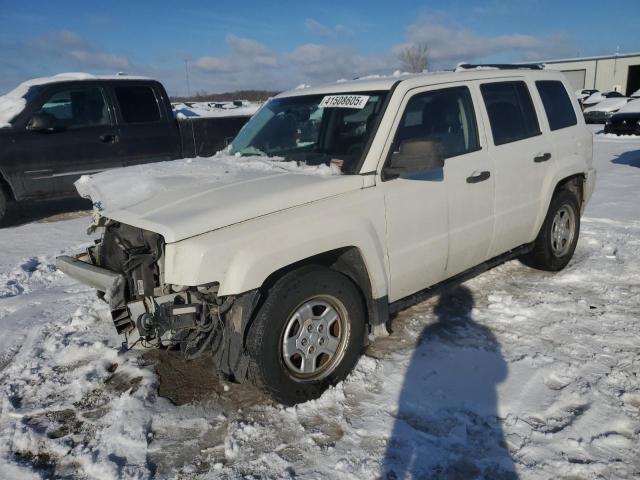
[{"xmin": 184, "ymin": 59, "xmax": 192, "ymax": 98}]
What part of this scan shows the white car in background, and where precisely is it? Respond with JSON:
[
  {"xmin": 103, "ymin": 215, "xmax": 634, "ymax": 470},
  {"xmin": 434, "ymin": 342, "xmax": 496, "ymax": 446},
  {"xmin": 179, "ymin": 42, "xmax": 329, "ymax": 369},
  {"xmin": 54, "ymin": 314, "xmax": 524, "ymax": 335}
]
[
  {"xmin": 583, "ymin": 96, "xmax": 631, "ymax": 123},
  {"xmin": 582, "ymin": 90, "xmax": 625, "ymax": 108},
  {"xmin": 575, "ymin": 88, "xmax": 598, "ymax": 103}
]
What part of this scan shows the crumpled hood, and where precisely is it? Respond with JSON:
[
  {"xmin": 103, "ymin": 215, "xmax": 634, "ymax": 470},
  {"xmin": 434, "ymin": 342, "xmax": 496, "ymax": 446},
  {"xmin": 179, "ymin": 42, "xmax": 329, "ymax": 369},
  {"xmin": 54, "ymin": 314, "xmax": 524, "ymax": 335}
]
[{"xmin": 76, "ymin": 155, "xmax": 362, "ymax": 242}]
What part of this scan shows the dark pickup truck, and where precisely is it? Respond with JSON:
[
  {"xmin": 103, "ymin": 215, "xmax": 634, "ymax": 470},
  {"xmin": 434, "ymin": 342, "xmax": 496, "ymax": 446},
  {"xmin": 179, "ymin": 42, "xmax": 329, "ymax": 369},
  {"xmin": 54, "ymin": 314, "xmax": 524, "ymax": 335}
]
[{"xmin": 0, "ymin": 74, "xmax": 253, "ymax": 223}]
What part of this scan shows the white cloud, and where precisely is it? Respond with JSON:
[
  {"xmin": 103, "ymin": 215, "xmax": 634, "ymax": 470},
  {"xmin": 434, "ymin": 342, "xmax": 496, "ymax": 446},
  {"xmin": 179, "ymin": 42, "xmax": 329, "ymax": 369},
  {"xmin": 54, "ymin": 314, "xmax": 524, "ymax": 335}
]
[
  {"xmin": 68, "ymin": 50, "xmax": 129, "ymax": 70},
  {"xmin": 0, "ymin": 19, "xmax": 577, "ymax": 96},
  {"xmin": 185, "ymin": 18, "xmax": 575, "ymax": 94},
  {"xmin": 29, "ymin": 30, "xmax": 129, "ymax": 70},
  {"xmin": 192, "ymin": 35, "xmax": 277, "ymax": 74},
  {"xmin": 192, "ymin": 56, "xmax": 234, "ymax": 73},
  {"xmin": 288, "ymin": 44, "xmax": 389, "ymax": 81},
  {"xmin": 401, "ymin": 17, "xmax": 575, "ymax": 66},
  {"xmin": 0, "ymin": 30, "xmax": 131, "ymax": 93},
  {"xmin": 187, "ymin": 38, "xmax": 390, "ymax": 94},
  {"xmin": 226, "ymin": 34, "xmax": 274, "ymax": 59},
  {"xmin": 304, "ymin": 19, "xmax": 353, "ymax": 39}
]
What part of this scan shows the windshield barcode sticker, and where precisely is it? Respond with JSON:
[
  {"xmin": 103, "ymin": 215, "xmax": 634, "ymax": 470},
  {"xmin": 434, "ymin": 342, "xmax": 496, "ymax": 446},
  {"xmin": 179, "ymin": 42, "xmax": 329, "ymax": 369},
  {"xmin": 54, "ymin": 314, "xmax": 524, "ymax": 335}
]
[{"xmin": 319, "ymin": 95, "xmax": 369, "ymax": 109}]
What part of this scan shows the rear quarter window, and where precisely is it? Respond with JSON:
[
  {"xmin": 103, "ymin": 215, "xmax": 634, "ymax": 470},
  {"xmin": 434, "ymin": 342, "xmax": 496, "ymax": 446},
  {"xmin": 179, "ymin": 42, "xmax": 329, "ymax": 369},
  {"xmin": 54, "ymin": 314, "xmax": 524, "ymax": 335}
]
[
  {"xmin": 114, "ymin": 85, "xmax": 161, "ymax": 123},
  {"xmin": 480, "ymin": 81, "xmax": 541, "ymax": 146},
  {"xmin": 535, "ymin": 80, "xmax": 577, "ymax": 131}
]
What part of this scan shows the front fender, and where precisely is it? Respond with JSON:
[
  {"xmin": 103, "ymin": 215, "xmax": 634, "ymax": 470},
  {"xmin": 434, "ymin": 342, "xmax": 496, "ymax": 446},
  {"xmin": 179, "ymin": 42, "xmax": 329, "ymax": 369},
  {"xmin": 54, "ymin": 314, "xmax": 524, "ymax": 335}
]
[{"xmin": 164, "ymin": 189, "xmax": 389, "ymax": 298}]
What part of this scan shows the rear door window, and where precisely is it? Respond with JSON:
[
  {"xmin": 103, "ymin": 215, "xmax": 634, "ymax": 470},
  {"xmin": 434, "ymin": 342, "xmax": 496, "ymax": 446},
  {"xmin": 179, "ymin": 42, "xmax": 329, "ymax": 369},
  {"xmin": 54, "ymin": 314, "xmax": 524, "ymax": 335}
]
[
  {"xmin": 114, "ymin": 85, "xmax": 161, "ymax": 123},
  {"xmin": 535, "ymin": 80, "xmax": 577, "ymax": 131},
  {"xmin": 480, "ymin": 81, "xmax": 541, "ymax": 145},
  {"xmin": 394, "ymin": 86, "xmax": 480, "ymax": 159},
  {"xmin": 36, "ymin": 87, "xmax": 110, "ymax": 129}
]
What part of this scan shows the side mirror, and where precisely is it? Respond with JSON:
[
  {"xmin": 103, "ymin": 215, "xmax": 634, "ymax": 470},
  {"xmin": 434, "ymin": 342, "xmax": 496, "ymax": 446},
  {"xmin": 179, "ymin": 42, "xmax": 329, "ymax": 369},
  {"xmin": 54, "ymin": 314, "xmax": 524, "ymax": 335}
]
[
  {"xmin": 383, "ymin": 138, "xmax": 445, "ymax": 179},
  {"xmin": 26, "ymin": 113, "xmax": 63, "ymax": 133}
]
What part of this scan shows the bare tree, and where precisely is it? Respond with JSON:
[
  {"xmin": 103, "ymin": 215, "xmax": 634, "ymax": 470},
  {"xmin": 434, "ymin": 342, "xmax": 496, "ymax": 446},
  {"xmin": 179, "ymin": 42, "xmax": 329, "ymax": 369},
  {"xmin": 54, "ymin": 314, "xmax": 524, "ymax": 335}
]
[{"xmin": 398, "ymin": 42, "xmax": 429, "ymax": 73}]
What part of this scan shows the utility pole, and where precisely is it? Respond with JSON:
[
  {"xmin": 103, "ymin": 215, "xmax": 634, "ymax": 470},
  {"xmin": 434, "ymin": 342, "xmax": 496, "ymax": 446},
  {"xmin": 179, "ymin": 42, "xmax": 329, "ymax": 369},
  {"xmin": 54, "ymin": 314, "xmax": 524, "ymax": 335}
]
[{"xmin": 184, "ymin": 59, "xmax": 192, "ymax": 98}]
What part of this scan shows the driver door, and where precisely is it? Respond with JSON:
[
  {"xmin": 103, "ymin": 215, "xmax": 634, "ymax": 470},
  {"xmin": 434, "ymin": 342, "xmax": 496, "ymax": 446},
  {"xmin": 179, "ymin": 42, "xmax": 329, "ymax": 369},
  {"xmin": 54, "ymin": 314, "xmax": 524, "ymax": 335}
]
[
  {"xmin": 380, "ymin": 88, "xmax": 449, "ymax": 302},
  {"xmin": 19, "ymin": 84, "xmax": 122, "ymax": 198},
  {"xmin": 382, "ymin": 84, "xmax": 494, "ymax": 301}
]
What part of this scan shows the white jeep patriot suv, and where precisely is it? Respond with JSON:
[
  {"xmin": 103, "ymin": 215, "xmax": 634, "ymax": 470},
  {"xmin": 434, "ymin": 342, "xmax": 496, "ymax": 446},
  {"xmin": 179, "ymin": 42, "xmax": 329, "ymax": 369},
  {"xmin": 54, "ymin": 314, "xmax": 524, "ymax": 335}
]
[{"xmin": 58, "ymin": 66, "xmax": 595, "ymax": 405}]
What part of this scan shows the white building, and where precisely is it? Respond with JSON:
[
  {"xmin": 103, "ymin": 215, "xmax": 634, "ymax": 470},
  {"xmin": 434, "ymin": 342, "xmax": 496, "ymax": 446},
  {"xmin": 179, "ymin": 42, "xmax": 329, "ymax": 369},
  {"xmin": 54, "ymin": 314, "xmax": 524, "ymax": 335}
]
[{"xmin": 542, "ymin": 52, "xmax": 640, "ymax": 95}]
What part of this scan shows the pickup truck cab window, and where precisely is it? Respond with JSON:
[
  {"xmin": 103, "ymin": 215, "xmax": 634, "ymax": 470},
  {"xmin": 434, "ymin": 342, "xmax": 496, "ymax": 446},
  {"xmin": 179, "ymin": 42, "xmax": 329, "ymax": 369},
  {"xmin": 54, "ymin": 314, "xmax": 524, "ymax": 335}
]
[
  {"xmin": 34, "ymin": 87, "xmax": 110, "ymax": 129},
  {"xmin": 535, "ymin": 80, "xmax": 578, "ymax": 131},
  {"xmin": 230, "ymin": 92, "xmax": 387, "ymax": 173},
  {"xmin": 114, "ymin": 85, "xmax": 161, "ymax": 123},
  {"xmin": 391, "ymin": 86, "xmax": 480, "ymax": 162},
  {"xmin": 480, "ymin": 81, "xmax": 541, "ymax": 145}
]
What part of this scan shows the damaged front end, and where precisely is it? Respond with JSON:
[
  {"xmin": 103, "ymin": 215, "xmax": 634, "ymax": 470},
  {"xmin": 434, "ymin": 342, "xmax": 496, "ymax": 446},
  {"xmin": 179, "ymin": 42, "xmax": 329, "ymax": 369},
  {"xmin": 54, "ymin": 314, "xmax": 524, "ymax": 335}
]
[{"xmin": 56, "ymin": 219, "xmax": 259, "ymax": 381}]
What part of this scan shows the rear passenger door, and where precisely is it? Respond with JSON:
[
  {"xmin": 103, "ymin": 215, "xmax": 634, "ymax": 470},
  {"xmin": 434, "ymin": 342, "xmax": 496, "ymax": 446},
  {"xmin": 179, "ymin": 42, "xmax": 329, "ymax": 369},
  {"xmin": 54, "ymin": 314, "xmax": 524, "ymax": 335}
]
[
  {"xmin": 479, "ymin": 80, "xmax": 553, "ymax": 257},
  {"xmin": 110, "ymin": 83, "xmax": 181, "ymax": 166},
  {"xmin": 534, "ymin": 79, "xmax": 583, "ymax": 193}
]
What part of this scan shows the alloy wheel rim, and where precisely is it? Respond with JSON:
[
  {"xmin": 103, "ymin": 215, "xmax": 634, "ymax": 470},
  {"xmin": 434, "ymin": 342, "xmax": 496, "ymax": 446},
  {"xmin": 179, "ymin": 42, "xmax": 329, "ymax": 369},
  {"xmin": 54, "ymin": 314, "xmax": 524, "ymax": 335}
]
[
  {"xmin": 281, "ymin": 295, "xmax": 350, "ymax": 381},
  {"xmin": 550, "ymin": 205, "xmax": 576, "ymax": 257}
]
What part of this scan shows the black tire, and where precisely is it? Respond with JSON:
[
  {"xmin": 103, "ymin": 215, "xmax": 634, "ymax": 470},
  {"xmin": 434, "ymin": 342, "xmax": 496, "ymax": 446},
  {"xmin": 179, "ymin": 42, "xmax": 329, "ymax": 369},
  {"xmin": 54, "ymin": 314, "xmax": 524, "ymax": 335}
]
[
  {"xmin": 246, "ymin": 265, "xmax": 366, "ymax": 405},
  {"xmin": 521, "ymin": 189, "xmax": 580, "ymax": 271},
  {"xmin": 0, "ymin": 187, "xmax": 8, "ymax": 226}
]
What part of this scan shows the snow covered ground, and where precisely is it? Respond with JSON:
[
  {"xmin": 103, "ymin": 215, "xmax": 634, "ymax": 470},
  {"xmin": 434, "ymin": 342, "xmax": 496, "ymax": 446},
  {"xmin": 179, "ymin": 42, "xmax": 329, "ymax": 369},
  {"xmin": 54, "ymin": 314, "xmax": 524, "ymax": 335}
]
[
  {"xmin": 172, "ymin": 102, "xmax": 260, "ymax": 119},
  {"xmin": 0, "ymin": 128, "xmax": 639, "ymax": 479}
]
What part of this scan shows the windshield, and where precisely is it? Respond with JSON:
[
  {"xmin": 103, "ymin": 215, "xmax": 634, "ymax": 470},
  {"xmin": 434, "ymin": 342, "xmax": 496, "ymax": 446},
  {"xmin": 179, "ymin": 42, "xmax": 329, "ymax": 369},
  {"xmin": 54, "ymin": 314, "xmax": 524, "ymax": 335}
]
[{"xmin": 230, "ymin": 91, "xmax": 387, "ymax": 174}]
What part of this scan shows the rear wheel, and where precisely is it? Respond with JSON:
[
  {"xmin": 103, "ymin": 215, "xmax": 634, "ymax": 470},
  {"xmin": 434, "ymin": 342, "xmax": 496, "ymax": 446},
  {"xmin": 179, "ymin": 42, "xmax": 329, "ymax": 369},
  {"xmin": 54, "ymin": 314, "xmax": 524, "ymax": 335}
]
[
  {"xmin": 521, "ymin": 189, "xmax": 580, "ymax": 271},
  {"xmin": 246, "ymin": 266, "xmax": 366, "ymax": 405}
]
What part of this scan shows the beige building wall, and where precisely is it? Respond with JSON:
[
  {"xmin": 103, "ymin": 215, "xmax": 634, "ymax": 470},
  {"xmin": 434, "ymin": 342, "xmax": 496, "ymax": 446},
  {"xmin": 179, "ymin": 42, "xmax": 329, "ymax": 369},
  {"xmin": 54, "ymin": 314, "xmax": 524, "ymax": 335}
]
[{"xmin": 544, "ymin": 55, "xmax": 640, "ymax": 94}]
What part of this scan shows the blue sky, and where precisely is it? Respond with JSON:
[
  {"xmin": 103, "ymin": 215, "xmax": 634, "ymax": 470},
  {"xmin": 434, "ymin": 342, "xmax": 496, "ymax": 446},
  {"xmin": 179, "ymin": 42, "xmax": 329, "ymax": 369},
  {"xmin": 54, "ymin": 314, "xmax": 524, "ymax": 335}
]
[{"xmin": 0, "ymin": 0, "xmax": 638, "ymax": 95}]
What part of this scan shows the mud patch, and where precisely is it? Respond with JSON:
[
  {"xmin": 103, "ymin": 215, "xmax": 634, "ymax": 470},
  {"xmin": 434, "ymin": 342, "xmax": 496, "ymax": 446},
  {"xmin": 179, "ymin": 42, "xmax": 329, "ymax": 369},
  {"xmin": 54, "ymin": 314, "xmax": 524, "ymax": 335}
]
[{"xmin": 143, "ymin": 350, "xmax": 269, "ymax": 408}]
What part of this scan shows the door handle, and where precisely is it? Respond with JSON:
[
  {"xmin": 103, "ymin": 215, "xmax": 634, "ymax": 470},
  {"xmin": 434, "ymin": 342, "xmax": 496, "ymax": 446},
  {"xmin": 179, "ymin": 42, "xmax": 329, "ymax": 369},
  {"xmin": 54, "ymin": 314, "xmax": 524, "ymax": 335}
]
[
  {"xmin": 466, "ymin": 170, "xmax": 491, "ymax": 184},
  {"xmin": 99, "ymin": 134, "xmax": 119, "ymax": 143},
  {"xmin": 534, "ymin": 152, "xmax": 552, "ymax": 163}
]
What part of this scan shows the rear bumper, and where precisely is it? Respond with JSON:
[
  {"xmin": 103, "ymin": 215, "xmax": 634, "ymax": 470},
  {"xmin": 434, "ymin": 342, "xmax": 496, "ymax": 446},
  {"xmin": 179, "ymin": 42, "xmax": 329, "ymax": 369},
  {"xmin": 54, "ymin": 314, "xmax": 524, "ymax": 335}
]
[{"xmin": 56, "ymin": 255, "xmax": 125, "ymax": 309}]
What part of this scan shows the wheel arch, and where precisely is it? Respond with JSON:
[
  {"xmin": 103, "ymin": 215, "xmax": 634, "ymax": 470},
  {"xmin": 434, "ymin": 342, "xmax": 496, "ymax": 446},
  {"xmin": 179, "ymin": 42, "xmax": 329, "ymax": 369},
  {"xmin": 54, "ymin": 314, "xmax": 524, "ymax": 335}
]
[
  {"xmin": 221, "ymin": 247, "xmax": 383, "ymax": 383},
  {"xmin": 553, "ymin": 173, "xmax": 585, "ymax": 207},
  {"xmin": 257, "ymin": 246, "xmax": 386, "ymax": 331},
  {"xmin": 0, "ymin": 171, "xmax": 16, "ymax": 202},
  {"xmin": 533, "ymin": 170, "xmax": 587, "ymax": 240}
]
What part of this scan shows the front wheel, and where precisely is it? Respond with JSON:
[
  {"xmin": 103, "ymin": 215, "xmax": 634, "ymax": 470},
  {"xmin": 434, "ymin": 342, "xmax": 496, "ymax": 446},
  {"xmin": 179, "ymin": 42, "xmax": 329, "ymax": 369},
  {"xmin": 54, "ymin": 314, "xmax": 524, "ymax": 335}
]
[
  {"xmin": 521, "ymin": 189, "xmax": 580, "ymax": 271},
  {"xmin": 0, "ymin": 187, "xmax": 8, "ymax": 226},
  {"xmin": 246, "ymin": 266, "xmax": 366, "ymax": 405}
]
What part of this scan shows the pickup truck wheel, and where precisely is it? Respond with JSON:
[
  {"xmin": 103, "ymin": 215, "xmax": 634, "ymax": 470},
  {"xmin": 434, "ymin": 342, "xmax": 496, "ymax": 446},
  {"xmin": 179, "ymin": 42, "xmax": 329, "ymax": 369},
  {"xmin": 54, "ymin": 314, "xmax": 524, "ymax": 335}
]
[
  {"xmin": 521, "ymin": 189, "xmax": 580, "ymax": 271},
  {"xmin": 0, "ymin": 187, "xmax": 8, "ymax": 225},
  {"xmin": 246, "ymin": 266, "xmax": 366, "ymax": 405}
]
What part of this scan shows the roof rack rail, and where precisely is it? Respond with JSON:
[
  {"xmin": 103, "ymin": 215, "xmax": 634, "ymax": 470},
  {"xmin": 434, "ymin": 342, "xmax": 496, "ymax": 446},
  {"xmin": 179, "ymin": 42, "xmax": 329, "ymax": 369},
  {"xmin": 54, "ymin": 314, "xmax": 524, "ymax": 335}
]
[{"xmin": 457, "ymin": 63, "xmax": 544, "ymax": 70}]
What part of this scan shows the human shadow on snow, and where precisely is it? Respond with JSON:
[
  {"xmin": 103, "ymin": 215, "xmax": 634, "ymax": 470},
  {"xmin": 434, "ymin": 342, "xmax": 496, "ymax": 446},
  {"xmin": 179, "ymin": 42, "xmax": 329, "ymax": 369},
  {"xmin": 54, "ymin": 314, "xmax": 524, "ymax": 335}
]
[{"xmin": 382, "ymin": 285, "xmax": 518, "ymax": 480}]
